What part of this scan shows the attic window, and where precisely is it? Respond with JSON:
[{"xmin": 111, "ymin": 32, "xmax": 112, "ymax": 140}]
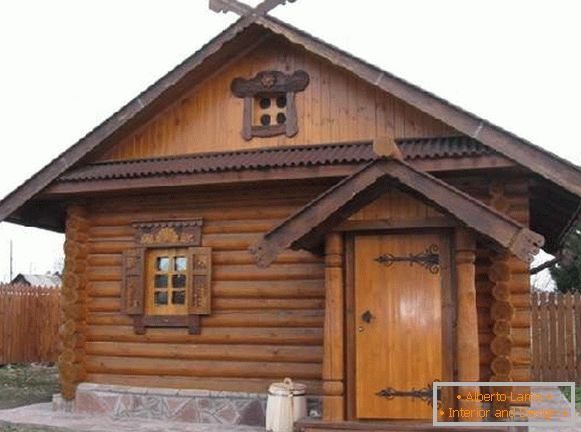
[{"xmin": 231, "ymin": 70, "xmax": 309, "ymax": 140}]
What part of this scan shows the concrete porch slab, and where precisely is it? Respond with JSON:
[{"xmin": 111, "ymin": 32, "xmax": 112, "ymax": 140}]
[{"xmin": 0, "ymin": 402, "xmax": 265, "ymax": 432}]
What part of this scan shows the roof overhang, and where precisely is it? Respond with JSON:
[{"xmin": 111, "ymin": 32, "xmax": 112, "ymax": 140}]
[
  {"xmin": 250, "ymin": 157, "xmax": 545, "ymax": 267},
  {"xmin": 0, "ymin": 15, "xmax": 580, "ymax": 228}
]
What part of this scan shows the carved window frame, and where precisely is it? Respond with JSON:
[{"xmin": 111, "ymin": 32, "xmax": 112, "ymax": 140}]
[
  {"xmin": 122, "ymin": 219, "xmax": 211, "ymax": 335},
  {"xmin": 231, "ymin": 70, "xmax": 310, "ymax": 140}
]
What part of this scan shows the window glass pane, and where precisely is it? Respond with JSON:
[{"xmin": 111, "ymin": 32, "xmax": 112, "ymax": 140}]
[
  {"xmin": 172, "ymin": 274, "xmax": 187, "ymax": 288},
  {"xmin": 156, "ymin": 257, "xmax": 169, "ymax": 272},
  {"xmin": 174, "ymin": 256, "xmax": 187, "ymax": 272},
  {"xmin": 154, "ymin": 274, "xmax": 168, "ymax": 288},
  {"xmin": 172, "ymin": 290, "xmax": 186, "ymax": 305},
  {"xmin": 154, "ymin": 291, "xmax": 168, "ymax": 305},
  {"xmin": 276, "ymin": 95, "xmax": 287, "ymax": 108}
]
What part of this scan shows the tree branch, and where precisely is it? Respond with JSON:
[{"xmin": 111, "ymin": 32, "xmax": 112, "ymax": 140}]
[{"xmin": 530, "ymin": 257, "xmax": 559, "ymax": 275}]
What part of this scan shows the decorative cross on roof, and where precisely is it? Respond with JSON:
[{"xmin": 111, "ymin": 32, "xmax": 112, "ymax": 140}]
[{"xmin": 209, "ymin": 0, "xmax": 297, "ymax": 19}]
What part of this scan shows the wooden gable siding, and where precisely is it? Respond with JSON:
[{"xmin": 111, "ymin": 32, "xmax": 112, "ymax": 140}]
[
  {"xmin": 94, "ymin": 37, "xmax": 454, "ymax": 162},
  {"xmin": 348, "ymin": 190, "xmax": 445, "ymax": 222},
  {"xmin": 82, "ymin": 181, "xmax": 333, "ymax": 394}
]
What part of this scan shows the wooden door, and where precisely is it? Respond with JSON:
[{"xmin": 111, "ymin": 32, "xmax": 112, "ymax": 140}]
[{"xmin": 354, "ymin": 233, "xmax": 450, "ymax": 419}]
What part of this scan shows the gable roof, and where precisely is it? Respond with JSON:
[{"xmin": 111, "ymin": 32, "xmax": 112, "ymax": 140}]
[
  {"xmin": 1, "ymin": 13, "xmax": 580, "ymax": 223},
  {"xmin": 250, "ymin": 156, "xmax": 545, "ymax": 267}
]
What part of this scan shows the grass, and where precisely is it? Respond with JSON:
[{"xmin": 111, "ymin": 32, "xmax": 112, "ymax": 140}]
[
  {"xmin": 0, "ymin": 364, "xmax": 64, "ymax": 431},
  {"xmin": 560, "ymin": 385, "xmax": 581, "ymax": 405},
  {"xmin": 0, "ymin": 364, "xmax": 59, "ymax": 410}
]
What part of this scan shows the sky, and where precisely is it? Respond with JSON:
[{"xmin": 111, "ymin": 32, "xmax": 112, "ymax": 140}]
[{"xmin": 0, "ymin": 0, "xmax": 579, "ymax": 285}]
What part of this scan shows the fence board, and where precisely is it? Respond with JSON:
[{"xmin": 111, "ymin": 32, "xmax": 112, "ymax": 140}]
[
  {"xmin": 532, "ymin": 291, "xmax": 581, "ymax": 384},
  {"xmin": 0, "ymin": 283, "xmax": 61, "ymax": 364}
]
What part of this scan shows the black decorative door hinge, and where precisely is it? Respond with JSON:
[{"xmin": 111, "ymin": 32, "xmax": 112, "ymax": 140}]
[
  {"xmin": 376, "ymin": 383, "xmax": 440, "ymax": 407},
  {"xmin": 374, "ymin": 244, "xmax": 440, "ymax": 274}
]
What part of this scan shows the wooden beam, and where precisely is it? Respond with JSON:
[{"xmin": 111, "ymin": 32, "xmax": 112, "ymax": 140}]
[
  {"xmin": 42, "ymin": 165, "xmax": 358, "ymax": 197},
  {"xmin": 454, "ymin": 228, "xmax": 481, "ymax": 420},
  {"xmin": 322, "ymin": 232, "xmax": 345, "ymax": 421}
]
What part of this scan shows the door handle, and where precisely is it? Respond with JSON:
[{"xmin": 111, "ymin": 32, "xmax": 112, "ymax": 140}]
[{"xmin": 361, "ymin": 310, "xmax": 375, "ymax": 324}]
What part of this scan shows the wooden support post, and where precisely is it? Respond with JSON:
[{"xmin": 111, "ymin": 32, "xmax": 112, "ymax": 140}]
[
  {"xmin": 59, "ymin": 204, "xmax": 88, "ymax": 400},
  {"xmin": 322, "ymin": 232, "xmax": 345, "ymax": 421},
  {"xmin": 455, "ymin": 228, "xmax": 481, "ymax": 420}
]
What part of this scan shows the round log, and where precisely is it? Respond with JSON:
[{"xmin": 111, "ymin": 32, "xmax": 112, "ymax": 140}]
[
  {"xmin": 492, "ymin": 282, "xmax": 510, "ymax": 301},
  {"xmin": 491, "ymin": 334, "xmax": 513, "ymax": 356},
  {"xmin": 491, "ymin": 355, "xmax": 512, "ymax": 376},
  {"xmin": 491, "ymin": 301, "xmax": 515, "ymax": 321},
  {"xmin": 58, "ymin": 349, "xmax": 76, "ymax": 364},
  {"xmin": 493, "ymin": 319, "xmax": 511, "ymax": 336},
  {"xmin": 323, "ymin": 381, "xmax": 344, "ymax": 396},
  {"xmin": 489, "ymin": 262, "xmax": 511, "ymax": 283}
]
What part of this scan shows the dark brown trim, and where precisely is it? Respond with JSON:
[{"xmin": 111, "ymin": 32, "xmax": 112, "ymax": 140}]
[
  {"xmin": 133, "ymin": 315, "xmax": 201, "ymax": 334},
  {"xmin": 42, "ymin": 155, "xmax": 515, "ymax": 198},
  {"xmin": 42, "ymin": 165, "xmax": 359, "ymax": 197},
  {"xmin": 231, "ymin": 69, "xmax": 309, "ymax": 97},
  {"xmin": 251, "ymin": 123, "xmax": 287, "ymax": 138},
  {"xmin": 250, "ymin": 158, "xmax": 544, "ymax": 267},
  {"xmin": 336, "ymin": 218, "xmax": 457, "ymax": 232},
  {"xmin": 232, "ymin": 70, "xmax": 309, "ymax": 140},
  {"xmin": 410, "ymin": 154, "xmax": 515, "ymax": 172}
]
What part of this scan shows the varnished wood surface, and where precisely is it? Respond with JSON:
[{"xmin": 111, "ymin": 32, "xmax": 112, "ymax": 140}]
[
  {"xmin": 354, "ymin": 234, "xmax": 444, "ymax": 420},
  {"xmin": 82, "ymin": 183, "xmax": 328, "ymax": 393},
  {"xmin": 322, "ymin": 233, "xmax": 345, "ymax": 420},
  {"xmin": 93, "ymin": 37, "xmax": 452, "ymax": 162},
  {"xmin": 72, "ymin": 172, "xmax": 532, "ymax": 396},
  {"xmin": 348, "ymin": 190, "xmax": 444, "ymax": 223},
  {"xmin": 443, "ymin": 173, "xmax": 531, "ymax": 383}
]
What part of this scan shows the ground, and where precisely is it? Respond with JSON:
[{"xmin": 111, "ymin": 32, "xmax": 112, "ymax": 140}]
[{"xmin": 0, "ymin": 364, "xmax": 62, "ymax": 432}]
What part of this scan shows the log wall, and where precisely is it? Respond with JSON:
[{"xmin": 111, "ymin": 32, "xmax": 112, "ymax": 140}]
[
  {"xmin": 80, "ymin": 182, "xmax": 332, "ymax": 394},
  {"xmin": 443, "ymin": 173, "xmax": 531, "ymax": 383},
  {"xmin": 93, "ymin": 36, "xmax": 454, "ymax": 162}
]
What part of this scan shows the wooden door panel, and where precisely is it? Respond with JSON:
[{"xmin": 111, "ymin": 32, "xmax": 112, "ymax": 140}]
[{"xmin": 354, "ymin": 233, "xmax": 445, "ymax": 419}]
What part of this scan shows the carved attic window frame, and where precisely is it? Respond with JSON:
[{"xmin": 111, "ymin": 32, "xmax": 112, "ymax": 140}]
[
  {"xmin": 122, "ymin": 219, "xmax": 212, "ymax": 335},
  {"xmin": 231, "ymin": 70, "xmax": 309, "ymax": 140}
]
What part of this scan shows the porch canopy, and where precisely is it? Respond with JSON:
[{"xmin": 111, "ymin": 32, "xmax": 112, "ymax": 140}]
[{"xmin": 250, "ymin": 141, "xmax": 545, "ymax": 267}]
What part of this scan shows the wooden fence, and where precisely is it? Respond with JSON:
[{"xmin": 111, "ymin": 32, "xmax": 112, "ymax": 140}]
[
  {"xmin": 532, "ymin": 291, "xmax": 581, "ymax": 384},
  {"xmin": 0, "ymin": 284, "xmax": 61, "ymax": 364}
]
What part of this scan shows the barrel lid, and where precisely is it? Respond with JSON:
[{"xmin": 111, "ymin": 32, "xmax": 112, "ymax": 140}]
[{"xmin": 268, "ymin": 378, "xmax": 307, "ymax": 396}]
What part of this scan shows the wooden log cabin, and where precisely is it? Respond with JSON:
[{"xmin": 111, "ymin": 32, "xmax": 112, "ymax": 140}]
[{"xmin": 1, "ymin": 5, "xmax": 580, "ymax": 430}]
